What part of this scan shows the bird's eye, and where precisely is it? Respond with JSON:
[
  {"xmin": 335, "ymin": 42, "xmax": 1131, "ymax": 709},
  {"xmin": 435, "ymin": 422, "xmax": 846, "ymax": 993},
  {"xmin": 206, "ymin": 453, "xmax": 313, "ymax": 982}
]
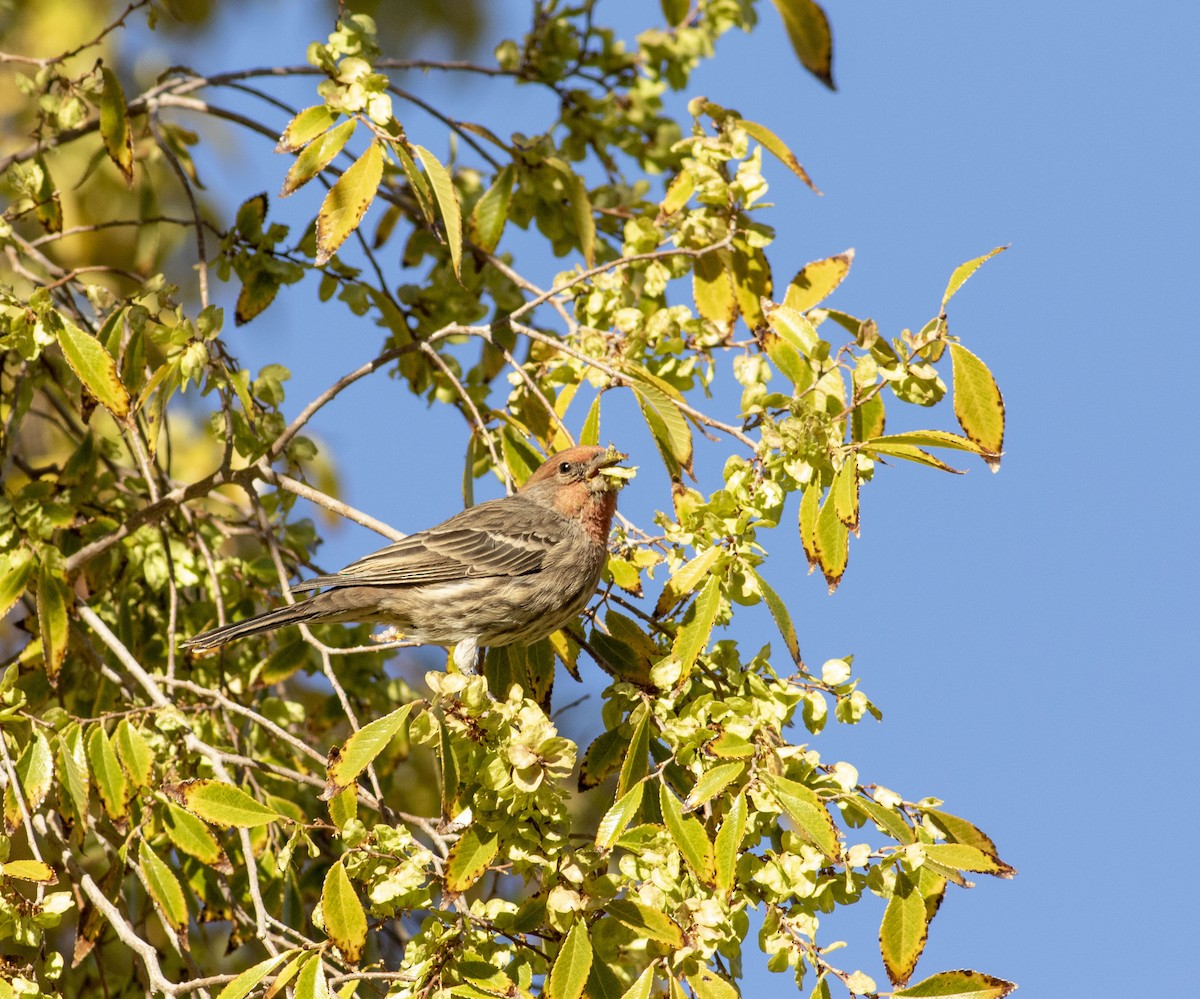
[{"xmin": 558, "ymin": 461, "xmax": 573, "ymax": 475}]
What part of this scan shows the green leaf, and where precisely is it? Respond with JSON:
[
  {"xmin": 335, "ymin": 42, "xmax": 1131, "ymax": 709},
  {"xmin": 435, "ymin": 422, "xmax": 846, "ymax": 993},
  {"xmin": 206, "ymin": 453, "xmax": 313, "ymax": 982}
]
[
  {"xmin": 87, "ymin": 725, "xmax": 128, "ymax": 823},
  {"xmin": 414, "ymin": 144, "xmax": 463, "ymax": 280},
  {"xmin": 162, "ymin": 800, "xmax": 226, "ymax": 868},
  {"xmin": 922, "ymin": 843, "xmax": 1015, "ymax": 878},
  {"xmin": 276, "ymin": 105, "xmax": 339, "ymax": 153},
  {"xmin": 659, "ymin": 782, "xmax": 713, "ymax": 883},
  {"xmin": 782, "ymin": 250, "xmax": 853, "ymax": 312},
  {"xmin": 394, "ymin": 141, "xmax": 435, "ymax": 225},
  {"xmin": 315, "ymin": 140, "xmax": 383, "ymax": 265},
  {"xmin": 769, "ymin": 0, "xmax": 835, "ymax": 89},
  {"xmin": 322, "ymin": 860, "xmax": 367, "ymax": 964},
  {"xmin": 880, "ymin": 874, "xmax": 928, "ymax": 987},
  {"xmin": 0, "ymin": 859, "xmax": 56, "ymax": 883},
  {"xmin": 606, "ymin": 898, "xmax": 684, "ymax": 948},
  {"xmin": 164, "ymin": 779, "xmax": 283, "ymax": 827},
  {"xmin": 685, "ymin": 762, "xmax": 744, "ymax": 811},
  {"xmin": 470, "ymin": 164, "xmax": 514, "ymax": 252},
  {"xmin": 617, "ymin": 710, "xmax": 651, "ymax": 798},
  {"xmin": 324, "ymin": 702, "xmax": 414, "ymax": 798},
  {"xmin": 894, "ymin": 970, "xmax": 1016, "ymax": 999},
  {"xmin": 32, "ymin": 153, "xmax": 62, "ymax": 233},
  {"xmin": 626, "ymin": 369, "xmax": 694, "ymax": 471},
  {"xmin": 596, "ymin": 780, "xmax": 645, "ymax": 850},
  {"xmin": 693, "ymin": 249, "xmax": 737, "ymax": 330},
  {"xmin": 439, "ymin": 716, "xmax": 461, "ymax": 814},
  {"xmin": 739, "ymin": 117, "xmax": 820, "ymax": 193},
  {"xmin": 746, "ymin": 567, "xmax": 800, "ymax": 664},
  {"xmin": 852, "ymin": 393, "xmax": 886, "ymax": 442},
  {"xmin": 941, "ymin": 246, "xmax": 1007, "ymax": 309},
  {"xmin": 548, "ymin": 919, "xmax": 592, "ymax": 999},
  {"xmin": 579, "ymin": 393, "xmax": 602, "ymax": 447},
  {"xmin": 0, "ymin": 549, "xmax": 34, "ymax": 621},
  {"xmin": 214, "ymin": 952, "xmax": 292, "ymax": 999},
  {"xmin": 99, "ymin": 66, "xmax": 134, "ymax": 185},
  {"xmin": 766, "ymin": 775, "xmax": 840, "ymax": 858},
  {"xmin": 831, "ymin": 458, "xmax": 859, "ymax": 533},
  {"xmin": 281, "ymin": 119, "xmax": 355, "ymax": 197},
  {"xmin": 714, "ymin": 791, "xmax": 746, "ymax": 893},
  {"xmin": 687, "ymin": 969, "xmax": 740, "ymax": 999},
  {"xmin": 814, "ymin": 487, "xmax": 848, "ymax": 593},
  {"xmin": 579, "ymin": 728, "xmax": 625, "ymax": 790},
  {"xmin": 115, "ymin": 719, "xmax": 153, "ymax": 790},
  {"xmin": 293, "ymin": 953, "xmax": 329, "ymax": 999},
  {"xmin": 328, "ymin": 785, "xmax": 357, "ymax": 830},
  {"xmin": 36, "ymin": 564, "xmax": 69, "ymax": 683},
  {"xmin": 54, "ymin": 314, "xmax": 131, "ymax": 419},
  {"xmin": 139, "ymin": 841, "xmax": 188, "ymax": 933},
  {"xmin": 656, "ymin": 546, "xmax": 725, "ymax": 617},
  {"xmin": 671, "ymin": 574, "xmax": 721, "ymax": 680},
  {"xmin": 549, "ymin": 159, "xmax": 595, "ymax": 267},
  {"xmin": 950, "ymin": 344, "xmax": 1005, "ymax": 470},
  {"xmin": 444, "ymin": 824, "xmax": 499, "ymax": 893},
  {"xmin": 56, "ymin": 725, "xmax": 90, "ymax": 824},
  {"xmin": 585, "ymin": 960, "xmax": 625, "ymax": 999}
]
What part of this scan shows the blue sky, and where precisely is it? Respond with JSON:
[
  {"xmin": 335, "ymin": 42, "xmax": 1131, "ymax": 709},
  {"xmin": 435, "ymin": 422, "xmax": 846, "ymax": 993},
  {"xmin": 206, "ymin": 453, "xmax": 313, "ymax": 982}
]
[{"xmin": 133, "ymin": 2, "xmax": 1200, "ymax": 993}]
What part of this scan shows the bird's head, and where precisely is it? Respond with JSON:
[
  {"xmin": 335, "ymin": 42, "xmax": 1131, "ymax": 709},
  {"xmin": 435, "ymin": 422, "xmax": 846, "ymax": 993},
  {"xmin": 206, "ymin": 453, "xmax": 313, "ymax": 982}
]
[
  {"xmin": 523, "ymin": 444, "xmax": 629, "ymax": 492},
  {"xmin": 521, "ymin": 445, "xmax": 631, "ymax": 525}
]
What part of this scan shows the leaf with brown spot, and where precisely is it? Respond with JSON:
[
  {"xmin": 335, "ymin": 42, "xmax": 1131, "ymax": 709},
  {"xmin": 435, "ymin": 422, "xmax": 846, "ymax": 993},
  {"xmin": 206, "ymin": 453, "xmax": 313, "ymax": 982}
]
[
  {"xmin": 739, "ymin": 118, "xmax": 821, "ymax": 193},
  {"xmin": 880, "ymin": 873, "xmax": 928, "ymax": 986},
  {"xmin": 443, "ymin": 824, "xmax": 499, "ymax": 893},
  {"xmin": 99, "ymin": 67, "xmax": 134, "ymax": 185},
  {"xmin": 950, "ymin": 344, "xmax": 1005, "ymax": 470},
  {"xmin": 281, "ymin": 119, "xmax": 355, "ymax": 198},
  {"xmin": 315, "ymin": 140, "xmax": 383, "ymax": 265},
  {"xmin": 276, "ymin": 105, "xmax": 339, "ymax": 153},
  {"xmin": 769, "ymin": 0, "xmax": 836, "ymax": 89},
  {"xmin": 783, "ymin": 249, "xmax": 854, "ymax": 313}
]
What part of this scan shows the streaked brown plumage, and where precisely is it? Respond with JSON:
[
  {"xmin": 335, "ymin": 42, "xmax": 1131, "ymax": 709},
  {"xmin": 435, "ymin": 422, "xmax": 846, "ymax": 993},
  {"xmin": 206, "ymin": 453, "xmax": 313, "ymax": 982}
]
[{"xmin": 183, "ymin": 445, "xmax": 627, "ymax": 670}]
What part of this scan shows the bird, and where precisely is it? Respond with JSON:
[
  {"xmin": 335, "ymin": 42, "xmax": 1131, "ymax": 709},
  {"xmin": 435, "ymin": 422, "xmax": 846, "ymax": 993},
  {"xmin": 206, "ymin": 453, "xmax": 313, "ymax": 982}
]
[{"xmin": 183, "ymin": 444, "xmax": 629, "ymax": 671}]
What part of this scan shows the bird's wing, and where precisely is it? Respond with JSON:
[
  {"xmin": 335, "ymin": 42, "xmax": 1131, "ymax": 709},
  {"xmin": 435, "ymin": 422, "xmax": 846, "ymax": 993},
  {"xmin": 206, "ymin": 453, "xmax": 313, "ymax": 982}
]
[{"xmin": 292, "ymin": 497, "xmax": 570, "ymax": 591}]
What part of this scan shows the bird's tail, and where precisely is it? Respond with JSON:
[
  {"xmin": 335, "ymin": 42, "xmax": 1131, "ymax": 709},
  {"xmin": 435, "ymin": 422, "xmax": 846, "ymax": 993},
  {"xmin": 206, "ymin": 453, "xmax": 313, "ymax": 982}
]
[{"xmin": 182, "ymin": 600, "xmax": 321, "ymax": 651}]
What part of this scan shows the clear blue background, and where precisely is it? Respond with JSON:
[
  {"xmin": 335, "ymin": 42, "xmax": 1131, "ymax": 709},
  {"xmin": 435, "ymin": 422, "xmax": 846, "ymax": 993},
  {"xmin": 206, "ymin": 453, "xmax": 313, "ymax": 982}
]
[{"xmin": 132, "ymin": 2, "xmax": 1200, "ymax": 993}]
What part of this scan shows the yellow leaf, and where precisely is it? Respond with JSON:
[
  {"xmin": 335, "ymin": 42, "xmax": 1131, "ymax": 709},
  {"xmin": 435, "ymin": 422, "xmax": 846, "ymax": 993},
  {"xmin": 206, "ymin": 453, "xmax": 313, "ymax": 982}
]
[
  {"xmin": 322, "ymin": 860, "xmax": 367, "ymax": 964},
  {"xmin": 99, "ymin": 66, "xmax": 134, "ymax": 185},
  {"xmin": 444, "ymin": 825, "xmax": 499, "ymax": 893},
  {"xmin": 950, "ymin": 344, "xmax": 1005, "ymax": 470},
  {"xmin": 814, "ymin": 488, "xmax": 848, "ymax": 593},
  {"xmin": 276, "ymin": 105, "xmax": 339, "ymax": 153},
  {"xmin": 315, "ymin": 141, "xmax": 383, "ymax": 265},
  {"xmin": 783, "ymin": 249, "xmax": 854, "ymax": 313},
  {"xmin": 739, "ymin": 117, "xmax": 821, "ymax": 193},
  {"xmin": 53, "ymin": 314, "xmax": 131, "ymax": 420},
  {"xmin": 414, "ymin": 145, "xmax": 463, "ymax": 279},
  {"xmin": 693, "ymin": 250, "xmax": 737, "ymax": 330},
  {"xmin": 281, "ymin": 119, "xmax": 356, "ymax": 198},
  {"xmin": 941, "ymin": 245, "xmax": 1008, "ymax": 309},
  {"xmin": 769, "ymin": 0, "xmax": 835, "ymax": 89}
]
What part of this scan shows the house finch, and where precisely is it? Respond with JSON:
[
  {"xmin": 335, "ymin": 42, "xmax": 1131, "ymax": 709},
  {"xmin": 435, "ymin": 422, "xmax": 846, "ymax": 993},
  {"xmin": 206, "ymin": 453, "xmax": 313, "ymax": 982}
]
[{"xmin": 184, "ymin": 445, "xmax": 628, "ymax": 671}]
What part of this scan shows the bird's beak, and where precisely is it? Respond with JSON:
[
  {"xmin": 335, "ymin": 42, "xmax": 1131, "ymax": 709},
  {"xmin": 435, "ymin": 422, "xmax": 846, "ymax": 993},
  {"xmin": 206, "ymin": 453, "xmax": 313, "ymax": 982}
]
[{"xmin": 589, "ymin": 445, "xmax": 633, "ymax": 488}]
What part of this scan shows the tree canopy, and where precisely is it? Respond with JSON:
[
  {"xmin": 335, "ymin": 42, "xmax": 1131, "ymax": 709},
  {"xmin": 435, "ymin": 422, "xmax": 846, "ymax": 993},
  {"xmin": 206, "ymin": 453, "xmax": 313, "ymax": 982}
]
[{"xmin": 0, "ymin": 2, "xmax": 1013, "ymax": 997}]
